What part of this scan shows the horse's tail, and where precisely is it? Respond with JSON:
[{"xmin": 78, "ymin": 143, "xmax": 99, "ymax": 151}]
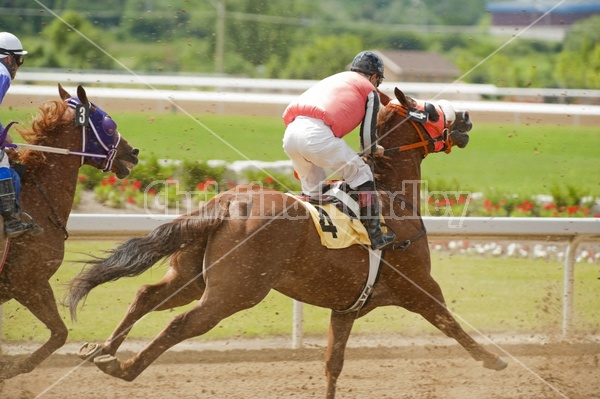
[{"xmin": 68, "ymin": 200, "xmax": 228, "ymax": 320}]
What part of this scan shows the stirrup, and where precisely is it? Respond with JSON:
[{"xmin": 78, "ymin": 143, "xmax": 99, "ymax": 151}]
[
  {"xmin": 29, "ymin": 224, "xmax": 44, "ymax": 236},
  {"xmin": 367, "ymin": 222, "xmax": 397, "ymax": 250},
  {"xmin": 3, "ymin": 218, "xmax": 33, "ymax": 238},
  {"xmin": 370, "ymin": 233, "xmax": 396, "ymax": 250},
  {"xmin": 18, "ymin": 212, "xmax": 44, "ymax": 236}
]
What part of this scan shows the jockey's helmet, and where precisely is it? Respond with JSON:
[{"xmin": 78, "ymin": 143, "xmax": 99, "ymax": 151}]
[
  {"xmin": 0, "ymin": 32, "xmax": 28, "ymax": 59},
  {"xmin": 350, "ymin": 51, "xmax": 384, "ymax": 78}
]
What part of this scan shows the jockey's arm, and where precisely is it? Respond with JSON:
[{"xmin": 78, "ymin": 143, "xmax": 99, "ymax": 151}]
[
  {"xmin": 0, "ymin": 121, "xmax": 18, "ymax": 161},
  {"xmin": 359, "ymin": 90, "xmax": 384, "ymax": 156}
]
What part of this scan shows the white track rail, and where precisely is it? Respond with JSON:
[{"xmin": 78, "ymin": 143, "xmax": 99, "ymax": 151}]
[
  {"xmin": 9, "ymin": 72, "xmax": 600, "ymax": 124},
  {"xmin": 65, "ymin": 214, "xmax": 600, "ymax": 343}
]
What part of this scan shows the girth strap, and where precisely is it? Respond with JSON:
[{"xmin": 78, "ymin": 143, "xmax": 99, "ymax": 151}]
[{"xmin": 334, "ymin": 248, "xmax": 382, "ymax": 314}]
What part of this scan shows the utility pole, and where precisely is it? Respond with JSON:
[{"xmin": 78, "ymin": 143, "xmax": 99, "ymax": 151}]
[{"xmin": 215, "ymin": 0, "xmax": 225, "ymax": 74}]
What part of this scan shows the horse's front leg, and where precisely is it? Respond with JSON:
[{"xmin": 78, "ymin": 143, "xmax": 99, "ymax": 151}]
[
  {"xmin": 425, "ymin": 307, "xmax": 508, "ymax": 370},
  {"xmin": 324, "ymin": 312, "xmax": 356, "ymax": 399},
  {"xmin": 414, "ymin": 279, "xmax": 508, "ymax": 371},
  {"xmin": 0, "ymin": 282, "xmax": 68, "ymax": 380}
]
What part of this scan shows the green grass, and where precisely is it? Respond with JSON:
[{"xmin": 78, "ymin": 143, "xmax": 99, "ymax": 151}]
[
  {"xmin": 2, "ymin": 241, "xmax": 598, "ymax": 343},
  {"xmin": 4, "ymin": 106, "xmax": 599, "ymax": 196},
  {"xmin": 2, "ymin": 107, "xmax": 289, "ymax": 162},
  {"xmin": 422, "ymin": 124, "xmax": 600, "ymax": 196}
]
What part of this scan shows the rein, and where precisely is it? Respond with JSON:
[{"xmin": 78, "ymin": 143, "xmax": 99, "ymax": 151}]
[
  {"xmin": 0, "ymin": 238, "xmax": 11, "ymax": 277},
  {"xmin": 32, "ymin": 176, "xmax": 69, "ymax": 240},
  {"xmin": 381, "ymin": 190, "xmax": 427, "ymax": 251}
]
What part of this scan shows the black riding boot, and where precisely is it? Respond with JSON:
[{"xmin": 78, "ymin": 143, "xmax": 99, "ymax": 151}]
[
  {"xmin": 356, "ymin": 181, "xmax": 396, "ymax": 250},
  {"xmin": 0, "ymin": 177, "xmax": 34, "ymax": 238}
]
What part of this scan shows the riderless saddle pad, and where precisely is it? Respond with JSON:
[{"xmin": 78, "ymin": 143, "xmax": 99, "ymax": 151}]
[{"xmin": 286, "ymin": 194, "xmax": 371, "ymax": 249}]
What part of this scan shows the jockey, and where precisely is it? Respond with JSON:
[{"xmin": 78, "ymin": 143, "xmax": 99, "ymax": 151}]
[
  {"xmin": 282, "ymin": 50, "xmax": 396, "ymax": 250},
  {"xmin": 0, "ymin": 32, "xmax": 39, "ymax": 237}
]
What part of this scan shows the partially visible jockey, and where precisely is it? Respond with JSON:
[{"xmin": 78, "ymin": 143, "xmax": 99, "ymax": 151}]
[
  {"xmin": 0, "ymin": 32, "xmax": 41, "ymax": 237},
  {"xmin": 282, "ymin": 50, "xmax": 396, "ymax": 250}
]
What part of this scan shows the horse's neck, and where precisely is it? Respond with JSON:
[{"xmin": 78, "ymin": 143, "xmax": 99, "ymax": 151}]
[
  {"xmin": 378, "ymin": 154, "xmax": 422, "ymax": 206},
  {"xmin": 21, "ymin": 155, "xmax": 81, "ymax": 219}
]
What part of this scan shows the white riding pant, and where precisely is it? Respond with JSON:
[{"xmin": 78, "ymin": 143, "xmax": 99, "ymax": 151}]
[
  {"xmin": 0, "ymin": 151, "xmax": 9, "ymax": 168},
  {"xmin": 282, "ymin": 116, "xmax": 373, "ymax": 197}
]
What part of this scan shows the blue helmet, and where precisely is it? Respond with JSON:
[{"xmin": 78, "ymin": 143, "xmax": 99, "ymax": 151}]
[{"xmin": 350, "ymin": 51, "xmax": 384, "ymax": 78}]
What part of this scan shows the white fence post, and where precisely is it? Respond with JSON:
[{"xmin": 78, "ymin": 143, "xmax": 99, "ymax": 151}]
[
  {"xmin": 292, "ymin": 300, "xmax": 304, "ymax": 349},
  {"xmin": 562, "ymin": 236, "xmax": 583, "ymax": 338}
]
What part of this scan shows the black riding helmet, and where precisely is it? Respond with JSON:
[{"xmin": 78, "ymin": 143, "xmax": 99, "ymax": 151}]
[{"xmin": 350, "ymin": 51, "xmax": 385, "ymax": 78}]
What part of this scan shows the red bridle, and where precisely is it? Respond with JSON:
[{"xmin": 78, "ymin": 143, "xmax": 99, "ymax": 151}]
[{"xmin": 380, "ymin": 101, "xmax": 453, "ymax": 157}]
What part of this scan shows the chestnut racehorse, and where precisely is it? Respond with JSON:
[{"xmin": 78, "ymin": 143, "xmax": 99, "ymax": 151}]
[
  {"xmin": 68, "ymin": 88, "xmax": 506, "ymax": 398},
  {"xmin": 0, "ymin": 84, "xmax": 139, "ymax": 381}
]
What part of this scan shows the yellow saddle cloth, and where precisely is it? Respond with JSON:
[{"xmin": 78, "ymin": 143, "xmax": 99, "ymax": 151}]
[{"xmin": 295, "ymin": 199, "xmax": 371, "ymax": 249}]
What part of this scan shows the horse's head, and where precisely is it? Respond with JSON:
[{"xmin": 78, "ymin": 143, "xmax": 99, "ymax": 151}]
[
  {"xmin": 58, "ymin": 83, "xmax": 139, "ymax": 178},
  {"xmin": 377, "ymin": 88, "xmax": 472, "ymax": 157}
]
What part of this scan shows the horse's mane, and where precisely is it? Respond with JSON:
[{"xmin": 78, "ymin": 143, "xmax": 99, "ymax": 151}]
[
  {"xmin": 373, "ymin": 105, "xmax": 403, "ymax": 175},
  {"xmin": 16, "ymin": 99, "xmax": 73, "ymax": 168}
]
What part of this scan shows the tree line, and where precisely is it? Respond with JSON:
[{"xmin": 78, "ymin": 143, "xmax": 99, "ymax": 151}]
[{"xmin": 1, "ymin": 0, "xmax": 598, "ymax": 89}]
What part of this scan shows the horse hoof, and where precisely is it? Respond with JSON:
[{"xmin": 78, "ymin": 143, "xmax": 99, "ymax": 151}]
[
  {"xmin": 78, "ymin": 342, "xmax": 103, "ymax": 361},
  {"xmin": 484, "ymin": 356, "xmax": 508, "ymax": 371},
  {"xmin": 94, "ymin": 354, "xmax": 121, "ymax": 376}
]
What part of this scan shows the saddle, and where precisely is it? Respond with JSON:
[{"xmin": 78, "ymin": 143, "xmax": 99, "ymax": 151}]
[
  {"xmin": 303, "ymin": 181, "xmax": 362, "ymax": 218},
  {"xmin": 291, "ymin": 181, "xmax": 371, "ymax": 249}
]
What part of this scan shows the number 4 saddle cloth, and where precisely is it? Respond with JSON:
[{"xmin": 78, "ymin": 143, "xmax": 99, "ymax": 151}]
[
  {"xmin": 286, "ymin": 181, "xmax": 377, "ymax": 249},
  {"xmin": 291, "ymin": 197, "xmax": 371, "ymax": 249}
]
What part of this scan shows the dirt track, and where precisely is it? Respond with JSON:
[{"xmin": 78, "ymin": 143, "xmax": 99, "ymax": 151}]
[{"xmin": 2, "ymin": 340, "xmax": 599, "ymax": 399}]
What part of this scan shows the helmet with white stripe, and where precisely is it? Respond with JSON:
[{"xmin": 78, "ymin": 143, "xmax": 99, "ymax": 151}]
[{"xmin": 0, "ymin": 32, "xmax": 28, "ymax": 59}]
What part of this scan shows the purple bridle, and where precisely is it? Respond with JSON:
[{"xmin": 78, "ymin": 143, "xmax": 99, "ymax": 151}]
[{"xmin": 65, "ymin": 97, "xmax": 121, "ymax": 172}]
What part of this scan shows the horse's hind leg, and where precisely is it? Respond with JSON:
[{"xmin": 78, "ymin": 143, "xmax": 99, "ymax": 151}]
[
  {"xmin": 80, "ymin": 268, "xmax": 204, "ymax": 361},
  {"xmin": 93, "ymin": 284, "xmax": 272, "ymax": 381},
  {"xmin": 325, "ymin": 312, "xmax": 356, "ymax": 399},
  {"xmin": 413, "ymin": 279, "xmax": 508, "ymax": 370}
]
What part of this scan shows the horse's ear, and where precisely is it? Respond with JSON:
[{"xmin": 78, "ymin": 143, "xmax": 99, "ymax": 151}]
[
  {"xmin": 58, "ymin": 83, "xmax": 71, "ymax": 100},
  {"xmin": 378, "ymin": 90, "xmax": 392, "ymax": 106},
  {"xmin": 394, "ymin": 87, "xmax": 411, "ymax": 108},
  {"xmin": 77, "ymin": 85, "xmax": 90, "ymax": 106}
]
